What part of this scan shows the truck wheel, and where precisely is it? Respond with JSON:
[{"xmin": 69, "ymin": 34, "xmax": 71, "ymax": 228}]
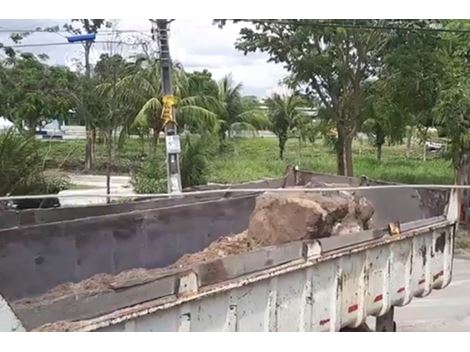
[{"xmin": 376, "ymin": 307, "xmax": 396, "ymax": 332}]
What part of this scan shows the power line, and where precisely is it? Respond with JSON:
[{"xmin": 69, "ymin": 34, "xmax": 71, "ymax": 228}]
[
  {"xmin": 0, "ymin": 28, "xmax": 150, "ymax": 34},
  {"xmin": 4, "ymin": 41, "xmax": 146, "ymax": 48},
  {"xmin": 240, "ymin": 20, "xmax": 470, "ymax": 35}
]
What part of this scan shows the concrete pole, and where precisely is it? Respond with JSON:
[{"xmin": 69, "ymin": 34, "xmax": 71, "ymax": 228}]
[{"xmin": 153, "ymin": 19, "xmax": 182, "ymax": 194}]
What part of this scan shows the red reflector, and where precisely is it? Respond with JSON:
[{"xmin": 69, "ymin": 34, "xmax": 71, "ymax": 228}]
[
  {"xmin": 433, "ymin": 271, "xmax": 444, "ymax": 281},
  {"xmin": 319, "ymin": 319, "xmax": 330, "ymax": 326},
  {"xmin": 374, "ymin": 294, "xmax": 383, "ymax": 302},
  {"xmin": 460, "ymin": 203, "xmax": 466, "ymax": 222},
  {"xmin": 397, "ymin": 287, "xmax": 405, "ymax": 293},
  {"xmin": 348, "ymin": 304, "xmax": 358, "ymax": 313},
  {"xmin": 419, "ymin": 279, "xmax": 425, "ymax": 285}
]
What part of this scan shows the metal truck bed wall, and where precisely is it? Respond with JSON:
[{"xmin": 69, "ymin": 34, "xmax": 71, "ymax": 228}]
[
  {"xmin": 0, "ymin": 177, "xmax": 285, "ymax": 230},
  {"xmin": 290, "ymin": 169, "xmax": 449, "ymax": 224},
  {"xmin": 0, "ymin": 170, "xmax": 450, "ymax": 306},
  {"xmin": 21, "ymin": 215, "xmax": 455, "ymax": 332},
  {"xmin": 97, "ymin": 219, "xmax": 455, "ymax": 332},
  {"xmin": 0, "ymin": 195, "xmax": 258, "ymax": 301}
]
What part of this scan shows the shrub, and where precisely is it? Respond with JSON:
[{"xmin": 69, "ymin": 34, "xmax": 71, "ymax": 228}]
[
  {"xmin": 131, "ymin": 133, "xmax": 217, "ymax": 193},
  {"xmin": 0, "ymin": 128, "xmax": 51, "ymax": 196},
  {"xmin": 130, "ymin": 153, "xmax": 167, "ymax": 194}
]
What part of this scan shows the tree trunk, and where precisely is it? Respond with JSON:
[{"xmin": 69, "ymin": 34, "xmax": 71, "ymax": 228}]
[
  {"xmin": 84, "ymin": 43, "xmax": 93, "ymax": 170},
  {"xmin": 344, "ymin": 134, "xmax": 354, "ymax": 177},
  {"xmin": 336, "ymin": 133, "xmax": 345, "ymax": 176},
  {"xmin": 376, "ymin": 128, "xmax": 385, "ymax": 163},
  {"xmin": 336, "ymin": 126, "xmax": 354, "ymax": 176},
  {"xmin": 377, "ymin": 143, "xmax": 382, "ymax": 163},
  {"xmin": 278, "ymin": 133, "xmax": 287, "ymax": 160},
  {"xmin": 423, "ymin": 142, "xmax": 427, "ymax": 162},
  {"xmin": 106, "ymin": 128, "xmax": 112, "ymax": 204},
  {"xmin": 406, "ymin": 134, "xmax": 412, "ymax": 158},
  {"xmin": 91, "ymin": 127, "xmax": 97, "ymax": 162},
  {"xmin": 85, "ymin": 125, "xmax": 93, "ymax": 170},
  {"xmin": 140, "ymin": 133, "xmax": 146, "ymax": 156},
  {"xmin": 97, "ymin": 128, "xmax": 105, "ymax": 144},
  {"xmin": 150, "ymin": 127, "xmax": 159, "ymax": 156}
]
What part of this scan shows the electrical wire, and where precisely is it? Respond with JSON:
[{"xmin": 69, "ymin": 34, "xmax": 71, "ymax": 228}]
[
  {"xmin": 4, "ymin": 40, "xmax": 146, "ymax": 48},
  {"xmin": 0, "ymin": 28, "xmax": 150, "ymax": 34},
  {"xmin": 232, "ymin": 19, "xmax": 470, "ymax": 34}
]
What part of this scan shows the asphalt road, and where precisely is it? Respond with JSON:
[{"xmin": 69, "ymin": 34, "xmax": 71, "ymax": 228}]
[
  {"xmin": 58, "ymin": 174, "xmax": 134, "ymax": 206},
  {"xmin": 394, "ymin": 255, "xmax": 470, "ymax": 332}
]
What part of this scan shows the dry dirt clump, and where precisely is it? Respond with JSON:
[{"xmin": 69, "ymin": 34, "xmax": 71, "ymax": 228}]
[
  {"xmin": 172, "ymin": 231, "xmax": 257, "ymax": 268},
  {"xmin": 247, "ymin": 189, "xmax": 374, "ymax": 246},
  {"xmin": 14, "ymin": 267, "xmax": 172, "ymax": 308}
]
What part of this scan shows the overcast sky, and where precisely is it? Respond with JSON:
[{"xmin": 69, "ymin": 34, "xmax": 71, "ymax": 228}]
[{"xmin": 0, "ymin": 19, "xmax": 287, "ymax": 97}]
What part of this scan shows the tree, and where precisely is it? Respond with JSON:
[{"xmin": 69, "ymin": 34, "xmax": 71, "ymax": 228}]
[
  {"xmin": 0, "ymin": 128, "xmax": 68, "ymax": 205},
  {"xmin": 0, "ymin": 54, "xmax": 78, "ymax": 134},
  {"xmin": 380, "ymin": 20, "xmax": 444, "ymax": 161},
  {"xmin": 212, "ymin": 74, "xmax": 269, "ymax": 140},
  {"xmin": 116, "ymin": 60, "xmax": 219, "ymax": 153},
  {"xmin": 187, "ymin": 69, "xmax": 219, "ymax": 97},
  {"xmin": 222, "ymin": 19, "xmax": 390, "ymax": 176},
  {"xmin": 63, "ymin": 19, "xmax": 110, "ymax": 170},
  {"xmin": 435, "ymin": 20, "xmax": 470, "ymax": 183},
  {"xmin": 95, "ymin": 53, "xmax": 132, "ymax": 202},
  {"xmin": 361, "ymin": 80, "xmax": 406, "ymax": 162},
  {"xmin": 265, "ymin": 92, "xmax": 306, "ymax": 159}
]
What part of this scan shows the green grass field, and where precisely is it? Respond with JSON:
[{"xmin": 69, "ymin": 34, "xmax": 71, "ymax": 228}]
[
  {"xmin": 209, "ymin": 138, "xmax": 452, "ymax": 184},
  {"xmin": 39, "ymin": 137, "xmax": 453, "ymax": 185}
]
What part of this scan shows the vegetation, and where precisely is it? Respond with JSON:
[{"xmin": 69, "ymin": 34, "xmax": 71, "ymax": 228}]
[
  {"xmin": 0, "ymin": 128, "xmax": 69, "ymax": 197},
  {"xmin": 37, "ymin": 137, "xmax": 452, "ymax": 186},
  {"xmin": 265, "ymin": 92, "xmax": 306, "ymax": 159},
  {"xmin": 2, "ymin": 19, "xmax": 470, "ymax": 200}
]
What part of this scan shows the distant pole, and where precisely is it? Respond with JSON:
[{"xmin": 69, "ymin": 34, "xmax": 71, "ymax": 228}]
[{"xmin": 152, "ymin": 19, "xmax": 182, "ymax": 194}]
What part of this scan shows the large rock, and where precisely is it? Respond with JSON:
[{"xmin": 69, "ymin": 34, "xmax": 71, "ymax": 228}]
[
  {"xmin": 247, "ymin": 191, "xmax": 366, "ymax": 246},
  {"xmin": 247, "ymin": 189, "xmax": 375, "ymax": 246}
]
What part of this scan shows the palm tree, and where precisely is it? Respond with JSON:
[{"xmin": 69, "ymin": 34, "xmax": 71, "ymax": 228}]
[
  {"xmin": 115, "ymin": 61, "xmax": 219, "ymax": 151},
  {"xmin": 213, "ymin": 74, "xmax": 269, "ymax": 140},
  {"xmin": 265, "ymin": 92, "xmax": 306, "ymax": 159}
]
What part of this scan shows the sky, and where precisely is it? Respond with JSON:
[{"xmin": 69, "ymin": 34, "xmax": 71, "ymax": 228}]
[{"xmin": 0, "ymin": 19, "xmax": 287, "ymax": 97}]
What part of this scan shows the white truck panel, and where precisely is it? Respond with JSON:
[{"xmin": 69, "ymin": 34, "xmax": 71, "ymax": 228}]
[{"xmin": 90, "ymin": 220, "xmax": 454, "ymax": 332}]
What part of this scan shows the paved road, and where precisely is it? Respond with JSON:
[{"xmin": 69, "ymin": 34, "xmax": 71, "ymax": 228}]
[
  {"xmin": 394, "ymin": 256, "xmax": 470, "ymax": 331},
  {"xmin": 58, "ymin": 174, "xmax": 134, "ymax": 206}
]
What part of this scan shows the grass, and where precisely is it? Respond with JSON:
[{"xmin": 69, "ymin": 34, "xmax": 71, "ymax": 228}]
[
  {"xmin": 209, "ymin": 138, "xmax": 453, "ymax": 184},
  {"xmin": 39, "ymin": 137, "xmax": 454, "ymax": 185},
  {"xmin": 40, "ymin": 139, "xmax": 146, "ymax": 175}
]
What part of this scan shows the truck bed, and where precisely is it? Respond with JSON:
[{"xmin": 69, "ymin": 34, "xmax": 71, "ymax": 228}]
[{"xmin": 0, "ymin": 170, "xmax": 456, "ymax": 331}]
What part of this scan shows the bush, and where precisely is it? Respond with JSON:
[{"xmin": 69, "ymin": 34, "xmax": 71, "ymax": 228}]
[
  {"xmin": 131, "ymin": 133, "xmax": 217, "ymax": 193},
  {"xmin": 0, "ymin": 128, "xmax": 41, "ymax": 196},
  {"xmin": 0, "ymin": 128, "xmax": 70, "ymax": 210},
  {"xmin": 181, "ymin": 134, "xmax": 216, "ymax": 188},
  {"xmin": 130, "ymin": 153, "xmax": 167, "ymax": 194}
]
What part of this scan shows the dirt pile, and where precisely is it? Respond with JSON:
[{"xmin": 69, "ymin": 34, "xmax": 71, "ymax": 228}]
[
  {"xmin": 16, "ymin": 187, "xmax": 375, "ymax": 311},
  {"xmin": 172, "ymin": 231, "xmax": 256, "ymax": 268}
]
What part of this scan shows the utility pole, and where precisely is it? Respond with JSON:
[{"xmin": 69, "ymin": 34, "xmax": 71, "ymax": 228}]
[{"xmin": 151, "ymin": 19, "xmax": 182, "ymax": 194}]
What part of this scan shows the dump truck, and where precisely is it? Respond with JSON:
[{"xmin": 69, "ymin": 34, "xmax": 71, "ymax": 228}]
[{"xmin": 0, "ymin": 168, "xmax": 458, "ymax": 332}]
